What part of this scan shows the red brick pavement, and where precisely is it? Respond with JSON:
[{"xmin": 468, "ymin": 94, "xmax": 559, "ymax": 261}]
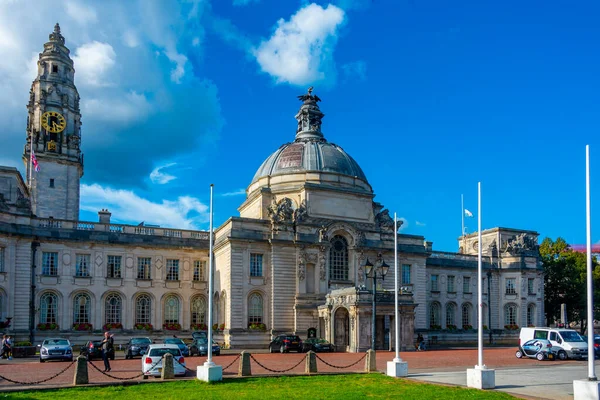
[{"xmin": 0, "ymin": 348, "xmax": 578, "ymax": 391}]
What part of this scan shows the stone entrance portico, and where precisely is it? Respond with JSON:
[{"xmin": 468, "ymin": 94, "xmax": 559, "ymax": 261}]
[{"xmin": 318, "ymin": 288, "xmax": 416, "ymax": 352}]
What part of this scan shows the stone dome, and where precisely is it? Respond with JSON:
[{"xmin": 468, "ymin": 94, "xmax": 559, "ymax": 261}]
[
  {"xmin": 251, "ymin": 89, "xmax": 368, "ymax": 185},
  {"xmin": 252, "ymin": 140, "xmax": 368, "ymax": 183}
]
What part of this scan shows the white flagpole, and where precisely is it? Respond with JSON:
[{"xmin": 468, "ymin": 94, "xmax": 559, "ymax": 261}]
[
  {"xmin": 585, "ymin": 145, "xmax": 595, "ymax": 380},
  {"xmin": 477, "ymin": 182, "xmax": 483, "ymax": 368},
  {"xmin": 206, "ymin": 183, "xmax": 215, "ymax": 366},
  {"xmin": 394, "ymin": 212, "xmax": 400, "ymax": 362},
  {"xmin": 461, "ymin": 194, "xmax": 465, "ymax": 251}
]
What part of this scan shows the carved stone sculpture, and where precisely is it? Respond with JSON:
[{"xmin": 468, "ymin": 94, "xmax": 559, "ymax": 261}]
[
  {"xmin": 506, "ymin": 233, "xmax": 538, "ymax": 255},
  {"xmin": 375, "ymin": 208, "xmax": 395, "ymax": 231},
  {"xmin": 318, "ymin": 225, "xmax": 328, "ymax": 242},
  {"xmin": 267, "ymin": 198, "xmax": 294, "ymax": 232}
]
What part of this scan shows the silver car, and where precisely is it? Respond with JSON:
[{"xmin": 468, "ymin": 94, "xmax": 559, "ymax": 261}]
[{"xmin": 40, "ymin": 338, "xmax": 73, "ymax": 362}]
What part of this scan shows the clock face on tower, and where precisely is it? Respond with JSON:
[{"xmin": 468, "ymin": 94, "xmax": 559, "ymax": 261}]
[{"xmin": 41, "ymin": 111, "xmax": 66, "ymax": 133}]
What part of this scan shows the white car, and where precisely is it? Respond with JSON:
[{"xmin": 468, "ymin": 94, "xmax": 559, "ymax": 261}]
[
  {"xmin": 39, "ymin": 338, "xmax": 73, "ymax": 362},
  {"xmin": 142, "ymin": 344, "xmax": 187, "ymax": 377}
]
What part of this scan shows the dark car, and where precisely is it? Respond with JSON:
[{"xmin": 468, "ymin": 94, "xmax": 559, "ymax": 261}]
[
  {"xmin": 124, "ymin": 337, "xmax": 151, "ymax": 359},
  {"xmin": 80, "ymin": 340, "xmax": 114, "ymax": 361},
  {"xmin": 189, "ymin": 338, "xmax": 221, "ymax": 356},
  {"xmin": 163, "ymin": 338, "xmax": 190, "ymax": 357},
  {"xmin": 191, "ymin": 331, "xmax": 208, "ymax": 340},
  {"xmin": 302, "ymin": 338, "xmax": 334, "ymax": 353},
  {"xmin": 269, "ymin": 335, "xmax": 303, "ymax": 353}
]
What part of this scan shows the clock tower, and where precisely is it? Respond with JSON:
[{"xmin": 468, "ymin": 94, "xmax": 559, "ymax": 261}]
[{"xmin": 23, "ymin": 23, "xmax": 83, "ymax": 221}]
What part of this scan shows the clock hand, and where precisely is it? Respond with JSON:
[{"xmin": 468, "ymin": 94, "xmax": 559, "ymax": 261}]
[{"xmin": 52, "ymin": 121, "xmax": 60, "ymax": 131}]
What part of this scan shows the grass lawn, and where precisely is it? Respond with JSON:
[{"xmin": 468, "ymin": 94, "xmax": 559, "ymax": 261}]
[{"xmin": 4, "ymin": 374, "xmax": 517, "ymax": 399}]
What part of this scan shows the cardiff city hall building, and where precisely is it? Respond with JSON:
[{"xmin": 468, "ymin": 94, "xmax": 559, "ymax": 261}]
[{"xmin": 0, "ymin": 25, "xmax": 544, "ymax": 352}]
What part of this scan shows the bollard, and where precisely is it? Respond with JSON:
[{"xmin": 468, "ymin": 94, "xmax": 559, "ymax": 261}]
[
  {"xmin": 305, "ymin": 351, "xmax": 317, "ymax": 374},
  {"xmin": 73, "ymin": 355, "xmax": 89, "ymax": 385},
  {"xmin": 238, "ymin": 351, "xmax": 252, "ymax": 377},
  {"xmin": 365, "ymin": 349, "xmax": 377, "ymax": 372},
  {"xmin": 161, "ymin": 353, "xmax": 175, "ymax": 380}
]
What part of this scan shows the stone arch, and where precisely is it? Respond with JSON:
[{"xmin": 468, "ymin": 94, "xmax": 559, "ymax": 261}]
[
  {"xmin": 38, "ymin": 289, "xmax": 62, "ymax": 327},
  {"xmin": 445, "ymin": 302, "xmax": 457, "ymax": 328},
  {"xmin": 461, "ymin": 302, "xmax": 473, "ymax": 328},
  {"xmin": 190, "ymin": 294, "xmax": 208, "ymax": 328},
  {"xmin": 162, "ymin": 292, "xmax": 183, "ymax": 327},
  {"xmin": 102, "ymin": 291, "xmax": 125, "ymax": 328},
  {"xmin": 133, "ymin": 292, "xmax": 154, "ymax": 327},
  {"xmin": 333, "ymin": 306, "xmax": 350, "ymax": 351},
  {"xmin": 429, "ymin": 301, "xmax": 441, "ymax": 328}
]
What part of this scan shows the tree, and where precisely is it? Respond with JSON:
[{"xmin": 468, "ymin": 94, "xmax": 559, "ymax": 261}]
[{"xmin": 541, "ymin": 237, "xmax": 600, "ymax": 334}]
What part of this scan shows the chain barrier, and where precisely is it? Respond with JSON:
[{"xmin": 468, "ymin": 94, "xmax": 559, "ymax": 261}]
[
  {"xmin": 89, "ymin": 358, "xmax": 160, "ymax": 380},
  {"xmin": 249, "ymin": 354, "xmax": 306, "ymax": 373},
  {"xmin": 314, "ymin": 353, "xmax": 367, "ymax": 369},
  {"xmin": 0, "ymin": 359, "xmax": 76, "ymax": 385},
  {"xmin": 174, "ymin": 357, "xmax": 197, "ymax": 374},
  {"xmin": 221, "ymin": 354, "xmax": 241, "ymax": 371}
]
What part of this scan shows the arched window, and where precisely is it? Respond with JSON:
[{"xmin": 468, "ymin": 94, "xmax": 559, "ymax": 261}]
[
  {"xmin": 462, "ymin": 303, "xmax": 472, "ymax": 328},
  {"xmin": 329, "ymin": 235, "xmax": 349, "ymax": 281},
  {"xmin": 527, "ymin": 304, "xmax": 536, "ymax": 327},
  {"xmin": 40, "ymin": 293, "xmax": 58, "ymax": 324},
  {"xmin": 73, "ymin": 293, "xmax": 90, "ymax": 324},
  {"xmin": 220, "ymin": 292, "xmax": 227, "ymax": 329},
  {"xmin": 505, "ymin": 304, "xmax": 518, "ymax": 326},
  {"xmin": 105, "ymin": 294, "xmax": 122, "ymax": 325},
  {"xmin": 445, "ymin": 303, "xmax": 456, "ymax": 327},
  {"xmin": 164, "ymin": 295, "xmax": 179, "ymax": 324},
  {"xmin": 135, "ymin": 294, "xmax": 151, "ymax": 324},
  {"xmin": 248, "ymin": 293, "xmax": 263, "ymax": 326},
  {"xmin": 429, "ymin": 302, "xmax": 441, "ymax": 328},
  {"xmin": 191, "ymin": 296, "xmax": 207, "ymax": 325}
]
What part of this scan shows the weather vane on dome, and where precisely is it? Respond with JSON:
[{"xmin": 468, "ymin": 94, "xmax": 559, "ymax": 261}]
[{"xmin": 297, "ymin": 86, "xmax": 321, "ymax": 102}]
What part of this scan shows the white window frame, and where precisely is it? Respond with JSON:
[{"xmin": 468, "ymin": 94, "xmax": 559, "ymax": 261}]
[
  {"xmin": 42, "ymin": 252, "xmax": 58, "ymax": 276},
  {"xmin": 107, "ymin": 255, "xmax": 122, "ymax": 278},
  {"xmin": 166, "ymin": 259, "xmax": 179, "ymax": 281},
  {"xmin": 137, "ymin": 257, "xmax": 151, "ymax": 280},
  {"xmin": 75, "ymin": 254, "xmax": 90, "ymax": 277}
]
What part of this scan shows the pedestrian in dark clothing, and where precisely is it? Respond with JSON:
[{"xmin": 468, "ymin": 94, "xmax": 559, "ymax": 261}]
[{"xmin": 101, "ymin": 331, "xmax": 113, "ymax": 372}]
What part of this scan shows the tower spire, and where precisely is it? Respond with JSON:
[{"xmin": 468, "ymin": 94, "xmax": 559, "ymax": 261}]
[
  {"xmin": 49, "ymin": 22, "xmax": 65, "ymax": 44},
  {"xmin": 295, "ymin": 87, "xmax": 325, "ymax": 141}
]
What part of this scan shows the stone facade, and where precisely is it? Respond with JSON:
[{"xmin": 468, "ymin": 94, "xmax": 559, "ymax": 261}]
[{"xmin": 0, "ymin": 25, "xmax": 544, "ymax": 351}]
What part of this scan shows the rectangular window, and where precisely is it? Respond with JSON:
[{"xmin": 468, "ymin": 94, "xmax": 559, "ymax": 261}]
[
  {"xmin": 52, "ymin": 65, "xmax": 58, "ymax": 73},
  {"xmin": 250, "ymin": 254, "xmax": 263, "ymax": 277},
  {"xmin": 107, "ymin": 255, "xmax": 122, "ymax": 278},
  {"xmin": 166, "ymin": 259, "xmax": 179, "ymax": 281},
  {"xmin": 0, "ymin": 248, "xmax": 4, "ymax": 273},
  {"xmin": 137, "ymin": 257, "xmax": 151, "ymax": 280},
  {"xmin": 447, "ymin": 276, "xmax": 455, "ymax": 292},
  {"xmin": 401, "ymin": 264, "xmax": 411, "ymax": 285},
  {"xmin": 528, "ymin": 278, "xmax": 535, "ymax": 294},
  {"xmin": 506, "ymin": 278, "xmax": 516, "ymax": 294},
  {"xmin": 49, "ymin": 179, "xmax": 55, "ymax": 188},
  {"xmin": 42, "ymin": 252, "xmax": 58, "ymax": 276},
  {"xmin": 463, "ymin": 277, "xmax": 471, "ymax": 293},
  {"xmin": 193, "ymin": 260, "xmax": 206, "ymax": 282},
  {"xmin": 431, "ymin": 274, "xmax": 439, "ymax": 291},
  {"xmin": 75, "ymin": 254, "xmax": 90, "ymax": 277}
]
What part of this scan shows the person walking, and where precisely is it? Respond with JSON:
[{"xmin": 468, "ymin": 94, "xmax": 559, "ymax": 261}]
[
  {"xmin": 101, "ymin": 331, "xmax": 113, "ymax": 372},
  {"xmin": 6, "ymin": 335, "xmax": 12, "ymax": 360},
  {"xmin": 1, "ymin": 335, "xmax": 8, "ymax": 359}
]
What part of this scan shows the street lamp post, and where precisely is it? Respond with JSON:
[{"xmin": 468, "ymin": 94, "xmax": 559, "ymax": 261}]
[{"xmin": 364, "ymin": 254, "xmax": 389, "ymax": 351}]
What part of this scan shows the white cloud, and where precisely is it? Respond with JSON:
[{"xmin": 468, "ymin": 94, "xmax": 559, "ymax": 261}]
[
  {"xmin": 65, "ymin": 1, "xmax": 98, "ymax": 25},
  {"xmin": 165, "ymin": 49, "xmax": 188, "ymax": 83},
  {"xmin": 221, "ymin": 188, "xmax": 246, "ymax": 197},
  {"xmin": 80, "ymin": 183, "xmax": 208, "ymax": 230},
  {"xmin": 150, "ymin": 162, "xmax": 178, "ymax": 185},
  {"xmin": 415, "ymin": 221, "xmax": 426, "ymax": 227},
  {"xmin": 122, "ymin": 29, "xmax": 140, "ymax": 48},
  {"xmin": 233, "ymin": 0, "xmax": 260, "ymax": 6},
  {"xmin": 254, "ymin": 3, "xmax": 345, "ymax": 86},
  {"xmin": 82, "ymin": 90, "xmax": 151, "ymax": 123},
  {"xmin": 72, "ymin": 41, "xmax": 116, "ymax": 87},
  {"xmin": 341, "ymin": 60, "xmax": 366, "ymax": 81}
]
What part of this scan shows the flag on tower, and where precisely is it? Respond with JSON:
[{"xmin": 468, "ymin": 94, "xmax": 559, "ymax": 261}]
[
  {"xmin": 31, "ymin": 149, "xmax": 40, "ymax": 172},
  {"xmin": 464, "ymin": 209, "xmax": 473, "ymax": 217}
]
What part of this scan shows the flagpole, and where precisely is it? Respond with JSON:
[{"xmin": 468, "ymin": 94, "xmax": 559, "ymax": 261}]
[
  {"xmin": 394, "ymin": 212, "xmax": 399, "ymax": 362},
  {"xmin": 477, "ymin": 182, "xmax": 483, "ymax": 368},
  {"xmin": 585, "ymin": 145, "xmax": 595, "ymax": 380},
  {"xmin": 206, "ymin": 183, "xmax": 215, "ymax": 365},
  {"xmin": 461, "ymin": 194, "xmax": 465, "ymax": 252}
]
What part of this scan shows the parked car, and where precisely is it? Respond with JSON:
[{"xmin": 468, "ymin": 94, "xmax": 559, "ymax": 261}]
[
  {"xmin": 39, "ymin": 338, "xmax": 73, "ymax": 362},
  {"xmin": 125, "ymin": 337, "xmax": 152, "ymax": 359},
  {"xmin": 79, "ymin": 340, "xmax": 114, "ymax": 361},
  {"xmin": 579, "ymin": 336, "xmax": 600, "ymax": 359},
  {"xmin": 302, "ymin": 338, "xmax": 335, "ymax": 353},
  {"xmin": 191, "ymin": 331, "xmax": 208, "ymax": 340},
  {"xmin": 269, "ymin": 335, "xmax": 303, "ymax": 353},
  {"xmin": 516, "ymin": 339, "xmax": 561, "ymax": 361},
  {"xmin": 189, "ymin": 338, "xmax": 221, "ymax": 356},
  {"xmin": 142, "ymin": 344, "xmax": 186, "ymax": 377},
  {"xmin": 163, "ymin": 338, "xmax": 190, "ymax": 357},
  {"xmin": 520, "ymin": 327, "xmax": 587, "ymax": 359}
]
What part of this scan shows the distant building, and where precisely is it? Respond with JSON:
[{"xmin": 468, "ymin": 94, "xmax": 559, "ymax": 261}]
[{"xmin": 0, "ymin": 25, "xmax": 543, "ymax": 350}]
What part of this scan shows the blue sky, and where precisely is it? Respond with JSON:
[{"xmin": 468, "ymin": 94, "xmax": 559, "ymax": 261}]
[{"xmin": 0, "ymin": 0, "xmax": 599, "ymax": 251}]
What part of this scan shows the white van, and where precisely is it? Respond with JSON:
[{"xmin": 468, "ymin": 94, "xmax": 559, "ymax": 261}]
[{"xmin": 519, "ymin": 327, "xmax": 588, "ymax": 360}]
